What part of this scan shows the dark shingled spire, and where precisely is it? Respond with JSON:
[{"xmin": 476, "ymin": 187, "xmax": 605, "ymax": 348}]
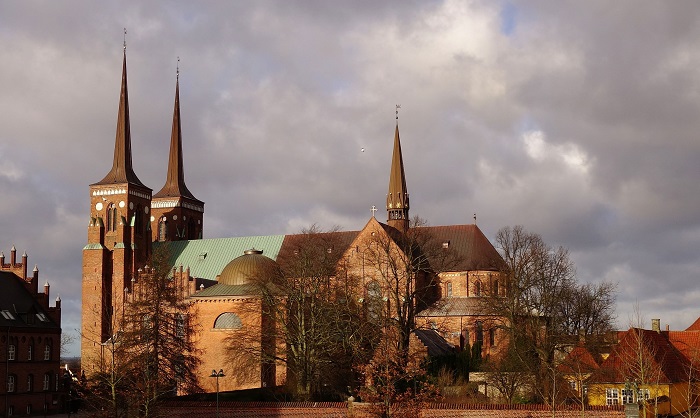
[
  {"xmin": 94, "ymin": 49, "xmax": 146, "ymax": 187},
  {"xmin": 153, "ymin": 75, "xmax": 200, "ymax": 202},
  {"xmin": 386, "ymin": 121, "xmax": 409, "ymax": 232}
]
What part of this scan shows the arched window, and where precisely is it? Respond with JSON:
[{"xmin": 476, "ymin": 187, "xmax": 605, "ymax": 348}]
[
  {"xmin": 188, "ymin": 218, "xmax": 197, "ymax": 240},
  {"xmin": 460, "ymin": 328, "xmax": 470, "ymax": 351},
  {"xmin": 43, "ymin": 344, "xmax": 51, "ymax": 361},
  {"xmin": 214, "ymin": 313, "xmax": 242, "ymax": 330},
  {"xmin": 366, "ymin": 281, "xmax": 383, "ymax": 322},
  {"xmin": 135, "ymin": 205, "xmax": 143, "ymax": 234},
  {"xmin": 445, "ymin": 282, "xmax": 453, "ymax": 298},
  {"xmin": 7, "ymin": 375, "xmax": 15, "ymax": 392},
  {"xmin": 27, "ymin": 343, "xmax": 33, "ymax": 361},
  {"xmin": 27, "ymin": 374, "xmax": 33, "ymax": 392},
  {"xmin": 158, "ymin": 218, "xmax": 167, "ymax": 242},
  {"xmin": 175, "ymin": 313, "xmax": 187, "ymax": 338},
  {"xmin": 475, "ymin": 280, "xmax": 481, "ymax": 296},
  {"xmin": 8, "ymin": 344, "xmax": 15, "ymax": 360},
  {"xmin": 490, "ymin": 328, "xmax": 496, "ymax": 346},
  {"xmin": 106, "ymin": 204, "xmax": 117, "ymax": 232},
  {"xmin": 493, "ymin": 280, "xmax": 499, "ymax": 296},
  {"xmin": 475, "ymin": 321, "xmax": 484, "ymax": 345}
]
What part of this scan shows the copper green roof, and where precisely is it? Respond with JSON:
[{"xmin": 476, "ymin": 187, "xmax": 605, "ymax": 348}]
[
  {"xmin": 191, "ymin": 283, "xmax": 261, "ymax": 297},
  {"xmin": 156, "ymin": 235, "xmax": 286, "ymax": 281}
]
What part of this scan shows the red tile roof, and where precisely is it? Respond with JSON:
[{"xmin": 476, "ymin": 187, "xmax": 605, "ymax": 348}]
[
  {"xmin": 557, "ymin": 344, "xmax": 601, "ymax": 374},
  {"xmin": 589, "ymin": 328, "xmax": 690, "ymax": 384}
]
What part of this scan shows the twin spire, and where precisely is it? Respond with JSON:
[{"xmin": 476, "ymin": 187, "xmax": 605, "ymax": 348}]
[{"xmin": 96, "ymin": 46, "xmax": 199, "ymax": 204}]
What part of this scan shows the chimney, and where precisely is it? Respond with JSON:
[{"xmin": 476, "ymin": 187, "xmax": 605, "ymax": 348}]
[
  {"xmin": 651, "ymin": 318, "xmax": 661, "ymax": 332},
  {"xmin": 21, "ymin": 251, "xmax": 27, "ymax": 280},
  {"xmin": 32, "ymin": 265, "xmax": 39, "ymax": 294},
  {"xmin": 0, "ymin": 251, "xmax": 4, "ymax": 266},
  {"xmin": 10, "ymin": 245, "xmax": 16, "ymax": 266}
]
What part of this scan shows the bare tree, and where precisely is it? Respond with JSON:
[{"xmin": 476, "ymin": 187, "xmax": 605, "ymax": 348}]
[
  {"xmin": 99, "ymin": 246, "xmax": 202, "ymax": 417},
  {"xmin": 482, "ymin": 225, "xmax": 615, "ymax": 404},
  {"xmin": 225, "ymin": 226, "xmax": 378, "ymax": 399},
  {"xmin": 359, "ymin": 216, "xmax": 455, "ymax": 369}
]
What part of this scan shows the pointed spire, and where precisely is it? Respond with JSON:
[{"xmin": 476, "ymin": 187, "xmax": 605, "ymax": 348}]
[
  {"xmin": 153, "ymin": 67, "xmax": 200, "ymax": 201},
  {"xmin": 95, "ymin": 46, "xmax": 145, "ymax": 186},
  {"xmin": 386, "ymin": 106, "xmax": 409, "ymax": 232}
]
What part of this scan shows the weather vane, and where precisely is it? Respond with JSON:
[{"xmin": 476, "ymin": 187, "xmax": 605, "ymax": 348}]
[{"xmin": 396, "ymin": 104, "xmax": 401, "ymax": 121}]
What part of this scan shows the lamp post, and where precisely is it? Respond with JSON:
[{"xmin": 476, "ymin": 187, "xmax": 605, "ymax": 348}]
[{"xmin": 209, "ymin": 369, "xmax": 225, "ymax": 418}]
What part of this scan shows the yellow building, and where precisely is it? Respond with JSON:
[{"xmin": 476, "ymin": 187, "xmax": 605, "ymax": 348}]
[{"xmin": 587, "ymin": 323, "xmax": 700, "ymax": 417}]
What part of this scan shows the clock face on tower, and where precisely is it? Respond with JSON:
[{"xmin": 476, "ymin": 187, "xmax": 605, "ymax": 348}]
[{"xmin": 95, "ymin": 202, "xmax": 103, "ymax": 211}]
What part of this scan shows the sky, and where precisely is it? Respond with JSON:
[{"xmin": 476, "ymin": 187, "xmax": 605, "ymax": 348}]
[{"xmin": 2, "ymin": 1, "xmax": 700, "ymax": 357}]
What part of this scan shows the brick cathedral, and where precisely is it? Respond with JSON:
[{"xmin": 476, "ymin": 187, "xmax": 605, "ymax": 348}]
[{"xmin": 81, "ymin": 48, "xmax": 507, "ymax": 392}]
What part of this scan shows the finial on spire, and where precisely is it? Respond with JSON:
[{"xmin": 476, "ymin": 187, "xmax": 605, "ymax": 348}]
[
  {"xmin": 473, "ymin": 213, "xmax": 477, "ymax": 224},
  {"xmin": 371, "ymin": 205, "xmax": 377, "ymax": 217},
  {"xmin": 123, "ymin": 28, "xmax": 127, "ymax": 51},
  {"xmin": 177, "ymin": 56, "xmax": 180, "ymax": 80},
  {"xmin": 395, "ymin": 104, "xmax": 401, "ymax": 121}
]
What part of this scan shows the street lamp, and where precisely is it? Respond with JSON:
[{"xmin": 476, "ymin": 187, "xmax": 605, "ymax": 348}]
[{"xmin": 209, "ymin": 369, "xmax": 225, "ymax": 418}]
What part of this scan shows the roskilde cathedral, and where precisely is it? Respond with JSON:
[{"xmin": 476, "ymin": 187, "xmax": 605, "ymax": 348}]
[{"xmin": 81, "ymin": 48, "xmax": 507, "ymax": 393}]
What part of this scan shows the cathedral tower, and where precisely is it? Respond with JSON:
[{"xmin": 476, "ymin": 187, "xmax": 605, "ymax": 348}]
[
  {"xmin": 386, "ymin": 118, "xmax": 409, "ymax": 233},
  {"xmin": 81, "ymin": 48, "xmax": 152, "ymax": 372},
  {"xmin": 150, "ymin": 72, "xmax": 204, "ymax": 242}
]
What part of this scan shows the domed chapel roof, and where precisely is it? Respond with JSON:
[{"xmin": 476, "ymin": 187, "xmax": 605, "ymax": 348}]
[{"xmin": 218, "ymin": 248, "xmax": 280, "ymax": 286}]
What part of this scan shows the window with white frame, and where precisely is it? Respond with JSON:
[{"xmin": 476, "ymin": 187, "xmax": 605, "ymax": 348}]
[
  {"xmin": 7, "ymin": 375, "xmax": 15, "ymax": 392},
  {"xmin": 43, "ymin": 374, "xmax": 50, "ymax": 391},
  {"xmin": 44, "ymin": 344, "xmax": 50, "ymax": 360},
  {"xmin": 27, "ymin": 375, "xmax": 32, "ymax": 392},
  {"xmin": 606, "ymin": 388, "xmax": 619, "ymax": 405},
  {"xmin": 622, "ymin": 389, "xmax": 634, "ymax": 404},
  {"xmin": 27, "ymin": 345, "xmax": 32, "ymax": 361},
  {"xmin": 8, "ymin": 344, "xmax": 15, "ymax": 360},
  {"xmin": 446, "ymin": 282, "xmax": 452, "ymax": 297}
]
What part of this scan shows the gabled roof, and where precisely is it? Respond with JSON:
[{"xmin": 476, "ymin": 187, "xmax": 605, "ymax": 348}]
[
  {"xmin": 158, "ymin": 235, "xmax": 286, "ymax": 281},
  {"xmin": 589, "ymin": 328, "xmax": 689, "ymax": 384},
  {"xmin": 668, "ymin": 330, "xmax": 700, "ymax": 361},
  {"xmin": 0, "ymin": 271, "xmax": 59, "ymax": 329},
  {"xmin": 557, "ymin": 344, "xmax": 601, "ymax": 374},
  {"xmin": 685, "ymin": 316, "xmax": 700, "ymax": 331},
  {"xmin": 276, "ymin": 230, "xmax": 360, "ymax": 272}
]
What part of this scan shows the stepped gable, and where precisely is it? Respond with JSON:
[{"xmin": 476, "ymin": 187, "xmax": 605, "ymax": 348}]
[{"xmin": 0, "ymin": 271, "xmax": 60, "ymax": 329}]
